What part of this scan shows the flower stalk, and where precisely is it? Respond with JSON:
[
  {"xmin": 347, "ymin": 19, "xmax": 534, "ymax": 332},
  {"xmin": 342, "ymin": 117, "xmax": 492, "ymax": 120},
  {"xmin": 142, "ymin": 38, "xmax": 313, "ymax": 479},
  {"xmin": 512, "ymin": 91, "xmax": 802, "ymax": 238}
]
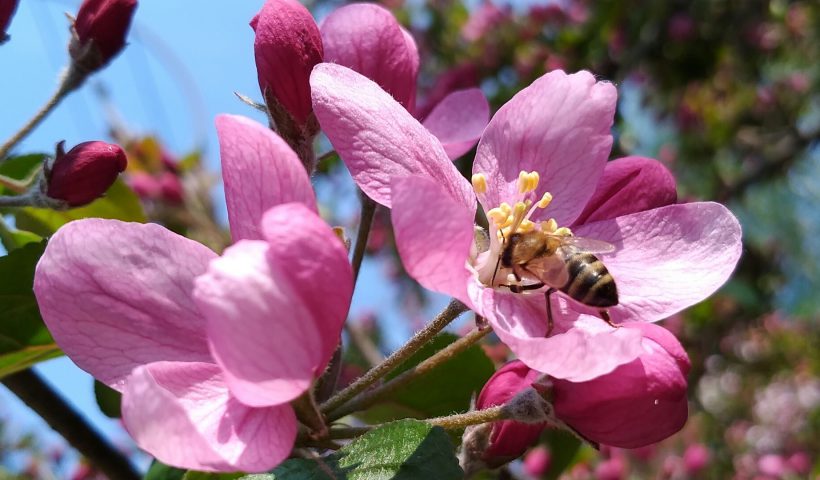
[
  {"xmin": 326, "ymin": 325, "xmax": 492, "ymax": 421},
  {"xmin": 320, "ymin": 299, "xmax": 468, "ymax": 415}
]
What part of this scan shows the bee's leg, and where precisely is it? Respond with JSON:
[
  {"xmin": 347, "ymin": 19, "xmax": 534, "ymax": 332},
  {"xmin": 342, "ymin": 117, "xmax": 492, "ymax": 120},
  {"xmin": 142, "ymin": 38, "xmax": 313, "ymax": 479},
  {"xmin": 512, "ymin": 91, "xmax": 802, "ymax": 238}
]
[
  {"xmin": 491, "ymin": 229, "xmax": 507, "ymax": 287},
  {"xmin": 545, "ymin": 288, "xmax": 557, "ymax": 336},
  {"xmin": 503, "ymin": 282, "xmax": 544, "ymax": 294},
  {"xmin": 598, "ymin": 309, "xmax": 619, "ymax": 329}
]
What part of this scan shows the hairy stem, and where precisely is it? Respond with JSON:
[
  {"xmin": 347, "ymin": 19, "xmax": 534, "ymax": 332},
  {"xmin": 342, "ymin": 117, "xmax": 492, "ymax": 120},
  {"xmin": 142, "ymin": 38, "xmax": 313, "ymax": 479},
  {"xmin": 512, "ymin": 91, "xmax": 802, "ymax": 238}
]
[
  {"xmin": 327, "ymin": 325, "xmax": 492, "ymax": 421},
  {"xmin": 2, "ymin": 369, "xmax": 141, "ymax": 480},
  {"xmin": 0, "ymin": 65, "xmax": 86, "ymax": 161},
  {"xmin": 320, "ymin": 299, "xmax": 468, "ymax": 415}
]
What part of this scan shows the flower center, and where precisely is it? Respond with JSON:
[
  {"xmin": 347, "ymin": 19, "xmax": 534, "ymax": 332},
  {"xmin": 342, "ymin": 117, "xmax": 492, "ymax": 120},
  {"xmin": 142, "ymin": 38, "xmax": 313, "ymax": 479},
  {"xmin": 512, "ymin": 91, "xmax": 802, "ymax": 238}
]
[{"xmin": 470, "ymin": 170, "xmax": 574, "ymax": 287}]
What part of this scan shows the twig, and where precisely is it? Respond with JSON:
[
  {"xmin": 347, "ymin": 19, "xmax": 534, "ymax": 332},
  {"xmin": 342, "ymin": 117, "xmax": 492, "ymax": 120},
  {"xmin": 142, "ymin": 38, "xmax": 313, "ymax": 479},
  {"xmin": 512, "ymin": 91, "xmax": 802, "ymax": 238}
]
[
  {"xmin": 327, "ymin": 326, "xmax": 491, "ymax": 421},
  {"xmin": 320, "ymin": 299, "xmax": 468, "ymax": 415},
  {"xmin": 2, "ymin": 369, "xmax": 140, "ymax": 480}
]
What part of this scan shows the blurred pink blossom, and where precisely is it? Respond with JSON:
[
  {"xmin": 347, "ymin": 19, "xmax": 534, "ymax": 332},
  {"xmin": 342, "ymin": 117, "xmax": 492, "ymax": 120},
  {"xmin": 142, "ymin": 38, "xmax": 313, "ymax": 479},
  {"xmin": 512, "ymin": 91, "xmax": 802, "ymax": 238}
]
[{"xmin": 523, "ymin": 445, "xmax": 551, "ymax": 476}]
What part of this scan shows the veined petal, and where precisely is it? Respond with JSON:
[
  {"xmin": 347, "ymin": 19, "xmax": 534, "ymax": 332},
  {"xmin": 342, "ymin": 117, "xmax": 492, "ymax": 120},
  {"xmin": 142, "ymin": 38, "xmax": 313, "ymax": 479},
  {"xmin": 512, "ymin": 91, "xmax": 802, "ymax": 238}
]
[
  {"xmin": 574, "ymin": 202, "xmax": 743, "ymax": 323},
  {"xmin": 320, "ymin": 3, "xmax": 419, "ymax": 109},
  {"xmin": 391, "ymin": 176, "xmax": 476, "ymax": 306},
  {"xmin": 122, "ymin": 362, "xmax": 296, "ymax": 473},
  {"xmin": 260, "ymin": 203, "xmax": 353, "ymax": 374},
  {"xmin": 195, "ymin": 240, "xmax": 320, "ymax": 407},
  {"xmin": 473, "ymin": 70, "xmax": 616, "ymax": 226},
  {"xmin": 422, "ymin": 88, "xmax": 490, "ymax": 160},
  {"xmin": 573, "ymin": 156, "xmax": 677, "ymax": 225},
  {"xmin": 216, "ymin": 114, "xmax": 317, "ymax": 242},
  {"xmin": 479, "ymin": 289, "xmax": 643, "ymax": 381},
  {"xmin": 311, "ymin": 63, "xmax": 475, "ymax": 210},
  {"xmin": 33, "ymin": 219, "xmax": 216, "ymax": 391}
]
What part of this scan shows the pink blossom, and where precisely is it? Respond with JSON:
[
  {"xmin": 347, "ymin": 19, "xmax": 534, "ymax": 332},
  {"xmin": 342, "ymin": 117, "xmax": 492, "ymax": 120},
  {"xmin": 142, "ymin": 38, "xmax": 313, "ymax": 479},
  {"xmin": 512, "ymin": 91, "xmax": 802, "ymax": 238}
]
[
  {"xmin": 595, "ymin": 456, "xmax": 627, "ymax": 480},
  {"xmin": 311, "ymin": 65, "xmax": 742, "ymax": 380},
  {"xmin": 683, "ymin": 443, "xmax": 711, "ymax": 475},
  {"xmin": 461, "ymin": 1, "xmax": 510, "ymax": 43},
  {"xmin": 475, "ymin": 361, "xmax": 546, "ymax": 467},
  {"xmin": 319, "ymin": 3, "xmax": 489, "ymax": 159},
  {"xmin": 33, "ymin": 114, "xmax": 352, "ymax": 472},
  {"xmin": 523, "ymin": 445, "xmax": 551, "ymax": 476}
]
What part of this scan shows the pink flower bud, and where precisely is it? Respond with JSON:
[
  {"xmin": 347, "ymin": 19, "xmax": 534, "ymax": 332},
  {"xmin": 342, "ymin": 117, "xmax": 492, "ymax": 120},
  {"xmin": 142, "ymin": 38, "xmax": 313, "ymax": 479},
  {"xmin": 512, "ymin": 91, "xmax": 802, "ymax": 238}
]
[
  {"xmin": 157, "ymin": 171, "xmax": 183, "ymax": 204},
  {"xmin": 127, "ymin": 171, "xmax": 161, "ymax": 199},
  {"xmin": 523, "ymin": 445, "xmax": 551, "ymax": 476},
  {"xmin": 0, "ymin": 0, "xmax": 19, "ymax": 43},
  {"xmin": 594, "ymin": 456, "xmax": 626, "ymax": 480},
  {"xmin": 757, "ymin": 454, "xmax": 787, "ymax": 477},
  {"xmin": 70, "ymin": 0, "xmax": 137, "ymax": 68},
  {"xmin": 251, "ymin": 0, "xmax": 323, "ymax": 127},
  {"xmin": 683, "ymin": 443, "xmax": 711, "ymax": 475},
  {"xmin": 552, "ymin": 323, "xmax": 690, "ymax": 448},
  {"xmin": 47, "ymin": 141, "xmax": 127, "ymax": 207},
  {"xmin": 786, "ymin": 451, "xmax": 811, "ymax": 475},
  {"xmin": 475, "ymin": 360, "xmax": 547, "ymax": 468}
]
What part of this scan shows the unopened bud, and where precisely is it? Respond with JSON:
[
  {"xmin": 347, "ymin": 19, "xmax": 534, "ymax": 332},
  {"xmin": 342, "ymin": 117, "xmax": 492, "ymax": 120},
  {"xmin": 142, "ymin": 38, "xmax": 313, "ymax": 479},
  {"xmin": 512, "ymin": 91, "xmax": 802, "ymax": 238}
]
[
  {"xmin": 1, "ymin": 0, "xmax": 19, "ymax": 44},
  {"xmin": 523, "ymin": 445, "xmax": 551, "ymax": 477},
  {"xmin": 683, "ymin": 443, "xmax": 710, "ymax": 475},
  {"xmin": 46, "ymin": 141, "xmax": 127, "ymax": 207},
  {"xmin": 474, "ymin": 360, "xmax": 547, "ymax": 469},
  {"xmin": 251, "ymin": 0, "xmax": 322, "ymax": 129},
  {"xmin": 69, "ymin": 0, "xmax": 137, "ymax": 71},
  {"xmin": 157, "ymin": 171, "xmax": 183, "ymax": 204},
  {"xmin": 552, "ymin": 322, "xmax": 690, "ymax": 448}
]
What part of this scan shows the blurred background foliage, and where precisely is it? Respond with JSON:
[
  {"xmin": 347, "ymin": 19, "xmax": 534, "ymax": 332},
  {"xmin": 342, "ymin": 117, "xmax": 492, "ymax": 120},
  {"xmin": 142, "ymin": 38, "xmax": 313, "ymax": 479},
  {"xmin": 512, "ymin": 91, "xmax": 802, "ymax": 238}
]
[{"xmin": 1, "ymin": 0, "xmax": 819, "ymax": 478}]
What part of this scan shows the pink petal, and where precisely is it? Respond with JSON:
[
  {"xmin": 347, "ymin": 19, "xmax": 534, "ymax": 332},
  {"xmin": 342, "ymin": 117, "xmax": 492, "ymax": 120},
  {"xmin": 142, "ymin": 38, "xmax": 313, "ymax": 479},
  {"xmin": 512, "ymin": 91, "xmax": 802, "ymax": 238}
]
[
  {"xmin": 391, "ymin": 176, "xmax": 476, "ymax": 306},
  {"xmin": 320, "ymin": 3, "xmax": 418, "ymax": 109},
  {"xmin": 122, "ymin": 362, "xmax": 296, "ymax": 472},
  {"xmin": 422, "ymin": 88, "xmax": 490, "ymax": 160},
  {"xmin": 473, "ymin": 70, "xmax": 616, "ymax": 226},
  {"xmin": 260, "ymin": 203, "xmax": 353, "ymax": 371},
  {"xmin": 216, "ymin": 114, "xmax": 317, "ymax": 242},
  {"xmin": 574, "ymin": 202, "xmax": 742, "ymax": 323},
  {"xmin": 33, "ymin": 219, "xmax": 216, "ymax": 391},
  {"xmin": 477, "ymin": 289, "xmax": 644, "ymax": 381},
  {"xmin": 310, "ymin": 63, "xmax": 475, "ymax": 209},
  {"xmin": 194, "ymin": 240, "xmax": 320, "ymax": 407},
  {"xmin": 573, "ymin": 156, "xmax": 677, "ymax": 225}
]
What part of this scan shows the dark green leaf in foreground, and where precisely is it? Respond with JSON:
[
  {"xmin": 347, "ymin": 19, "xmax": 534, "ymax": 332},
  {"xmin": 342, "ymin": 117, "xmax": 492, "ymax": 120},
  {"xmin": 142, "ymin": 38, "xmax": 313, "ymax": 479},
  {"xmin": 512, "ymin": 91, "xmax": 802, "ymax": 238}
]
[
  {"xmin": 94, "ymin": 379, "xmax": 122, "ymax": 418},
  {"xmin": 144, "ymin": 460, "xmax": 186, "ymax": 480},
  {"xmin": 0, "ymin": 241, "xmax": 62, "ymax": 378},
  {"xmin": 243, "ymin": 419, "xmax": 463, "ymax": 480},
  {"xmin": 182, "ymin": 471, "xmax": 244, "ymax": 480}
]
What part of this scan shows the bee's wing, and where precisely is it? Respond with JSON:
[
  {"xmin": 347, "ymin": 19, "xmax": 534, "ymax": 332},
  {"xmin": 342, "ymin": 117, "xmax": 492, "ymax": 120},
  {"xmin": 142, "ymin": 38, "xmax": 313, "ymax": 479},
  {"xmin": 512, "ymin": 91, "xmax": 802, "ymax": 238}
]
[
  {"xmin": 526, "ymin": 254, "xmax": 570, "ymax": 288},
  {"xmin": 558, "ymin": 235, "xmax": 616, "ymax": 254}
]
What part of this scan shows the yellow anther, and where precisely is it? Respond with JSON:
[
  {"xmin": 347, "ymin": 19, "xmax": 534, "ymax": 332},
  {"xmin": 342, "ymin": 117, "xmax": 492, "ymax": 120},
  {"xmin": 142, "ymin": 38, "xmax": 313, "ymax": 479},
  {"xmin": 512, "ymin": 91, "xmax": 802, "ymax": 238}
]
[
  {"xmin": 554, "ymin": 227, "xmax": 573, "ymax": 237},
  {"xmin": 499, "ymin": 202, "xmax": 512, "ymax": 215},
  {"xmin": 536, "ymin": 191, "xmax": 553, "ymax": 209},
  {"xmin": 541, "ymin": 218, "xmax": 558, "ymax": 233},
  {"xmin": 486, "ymin": 207, "xmax": 508, "ymax": 225},
  {"xmin": 517, "ymin": 171, "xmax": 539, "ymax": 194},
  {"xmin": 471, "ymin": 173, "xmax": 487, "ymax": 194},
  {"xmin": 519, "ymin": 219, "xmax": 535, "ymax": 232}
]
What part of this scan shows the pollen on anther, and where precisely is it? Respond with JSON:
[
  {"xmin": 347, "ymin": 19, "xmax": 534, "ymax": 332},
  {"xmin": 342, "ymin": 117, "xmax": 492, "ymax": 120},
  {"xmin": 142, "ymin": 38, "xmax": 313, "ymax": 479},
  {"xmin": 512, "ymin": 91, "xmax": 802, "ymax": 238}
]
[
  {"xmin": 537, "ymin": 192, "xmax": 553, "ymax": 209},
  {"xmin": 517, "ymin": 170, "xmax": 540, "ymax": 194},
  {"xmin": 542, "ymin": 218, "xmax": 558, "ymax": 233},
  {"xmin": 471, "ymin": 173, "xmax": 487, "ymax": 194}
]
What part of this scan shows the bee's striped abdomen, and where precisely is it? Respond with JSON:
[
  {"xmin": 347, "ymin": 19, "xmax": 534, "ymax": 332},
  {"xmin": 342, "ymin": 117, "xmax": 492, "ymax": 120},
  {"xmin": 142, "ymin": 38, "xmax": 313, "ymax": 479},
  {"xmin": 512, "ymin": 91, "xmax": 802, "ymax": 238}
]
[{"xmin": 561, "ymin": 253, "xmax": 618, "ymax": 308}]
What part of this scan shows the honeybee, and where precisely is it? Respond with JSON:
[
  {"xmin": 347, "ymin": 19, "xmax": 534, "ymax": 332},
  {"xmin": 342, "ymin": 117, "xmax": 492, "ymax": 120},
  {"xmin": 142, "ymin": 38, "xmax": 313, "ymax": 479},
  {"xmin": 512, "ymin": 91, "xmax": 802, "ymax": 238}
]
[{"xmin": 494, "ymin": 230, "xmax": 618, "ymax": 335}]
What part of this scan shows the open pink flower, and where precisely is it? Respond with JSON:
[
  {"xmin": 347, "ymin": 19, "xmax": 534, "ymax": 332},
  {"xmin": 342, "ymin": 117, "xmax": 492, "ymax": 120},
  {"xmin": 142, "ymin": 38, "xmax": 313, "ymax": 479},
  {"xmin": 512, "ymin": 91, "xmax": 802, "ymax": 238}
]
[
  {"xmin": 311, "ymin": 64, "xmax": 742, "ymax": 381},
  {"xmin": 33, "ymin": 114, "xmax": 352, "ymax": 472}
]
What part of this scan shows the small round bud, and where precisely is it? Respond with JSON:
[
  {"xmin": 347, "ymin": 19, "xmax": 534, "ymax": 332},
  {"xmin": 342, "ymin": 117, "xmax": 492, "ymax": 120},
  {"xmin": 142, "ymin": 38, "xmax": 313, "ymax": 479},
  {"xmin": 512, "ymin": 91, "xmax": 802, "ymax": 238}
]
[
  {"xmin": 70, "ymin": 0, "xmax": 137, "ymax": 70},
  {"xmin": 47, "ymin": 141, "xmax": 127, "ymax": 207},
  {"xmin": 475, "ymin": 360, "xmax": 547, "ymax": 468},
  {"xmin": 683, "ymin": 443, "xmax": 710, "ymax": 475},
  {"xmin": 523, "ymin": 445, "xmax": 551, "ymax": 477}
]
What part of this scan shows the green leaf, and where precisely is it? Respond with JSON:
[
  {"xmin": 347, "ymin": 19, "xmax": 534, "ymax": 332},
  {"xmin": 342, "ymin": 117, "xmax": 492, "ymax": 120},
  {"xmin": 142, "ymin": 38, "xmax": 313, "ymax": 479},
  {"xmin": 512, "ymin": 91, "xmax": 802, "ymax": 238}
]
[
  {"xmin": 13, "ymin": 179, "xmax": 146, "ymax": 237},
  {"xmin": 94, "ymin": 379, "xmax": 122, "ymax": 418},
  {"xmin": 245, "ymin": 419, "xmax": 463, "ymax": 480},
  {"xmin": 0, "ymin": 241, "xmax": 62, "ymax": 378},
  {"xmin": 144, "ymin": 460, "xmax": 186, "ymax": 480},
  {"xmin": 542, "ymin": 430, "xmax": 584, "ymax": 480},
  {"xmin": 364, "ymin": 333, "xmax": 494, "ymax": 421},
  {"xmin": 0, "ymin": 219, "xmax": 42, "ymax": 251},
  {"xmin": 0, "ymin": 154, "xmax": 45, "ymax": 195}
]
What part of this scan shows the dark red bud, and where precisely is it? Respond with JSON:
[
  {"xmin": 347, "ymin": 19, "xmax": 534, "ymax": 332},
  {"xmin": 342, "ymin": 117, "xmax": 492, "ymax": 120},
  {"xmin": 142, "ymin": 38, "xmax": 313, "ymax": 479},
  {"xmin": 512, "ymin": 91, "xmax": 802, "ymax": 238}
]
[
  {"xmin": 251, "ymin": 0, "xmax": 323, "ymax": 127},
  {"xmin": 0, "ymin": 0, "xmax": 19, "ymax": 43},
  {"xmin": 47, "ymin": 141, "xmax": 128, "ymax": 207},
  {"xmin": 71, "ymin": 0, "xmax": 137, "ymax": 67}
]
